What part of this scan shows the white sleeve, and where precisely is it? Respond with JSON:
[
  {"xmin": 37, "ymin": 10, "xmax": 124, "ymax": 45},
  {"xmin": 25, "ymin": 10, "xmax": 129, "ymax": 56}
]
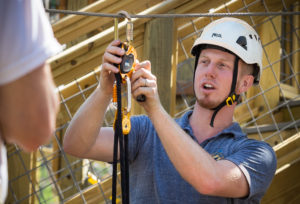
[{"xmin": 0, "ymin": 0, "xmax": 62, "ymax": 85}]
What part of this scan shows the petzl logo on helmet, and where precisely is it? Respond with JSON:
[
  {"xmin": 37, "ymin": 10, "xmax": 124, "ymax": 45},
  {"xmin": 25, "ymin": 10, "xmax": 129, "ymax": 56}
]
[{"xmin": 211, "ymin": 33, "xmax": 222, "ymax": 38}]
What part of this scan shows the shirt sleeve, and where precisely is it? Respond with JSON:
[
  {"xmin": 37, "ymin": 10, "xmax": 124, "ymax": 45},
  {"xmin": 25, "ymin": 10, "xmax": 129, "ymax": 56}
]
[
  {"xmin": 0, "ymin": 0, "xmax": 62, "ymax": 85},
  {"xmin": 127, "ymin": 115, "xmax": 151, "ymax": 163},
  {"xmin": 225, "ymin": 139, "xmax": 277, "ymax": 200}
]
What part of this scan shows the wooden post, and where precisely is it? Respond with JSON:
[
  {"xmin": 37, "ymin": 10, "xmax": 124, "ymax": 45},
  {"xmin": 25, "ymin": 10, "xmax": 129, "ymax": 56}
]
[
  {"xmin": 58, "ymin": 0, "xmax": 67, "ymax": 19},
  {"xmin": 170, "ymin": 21, "xmax": 178, "ymax": 117},
  {"xmin": 139, "ymin": 17, "xmax": 177, "ymax": 115},
  {"xmin": 6, "ymin": 145, "xmax": 32, "ymax": 204},
  {"xmin": 292, "ymin": 3, "xmax": 300, "ymax": 88}
]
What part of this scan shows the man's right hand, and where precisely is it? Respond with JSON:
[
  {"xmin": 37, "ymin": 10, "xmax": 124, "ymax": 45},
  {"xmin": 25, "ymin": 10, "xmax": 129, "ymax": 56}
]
[{"xmin": 100, "ymin": 40, "xmax": 125, "ymax": 96}]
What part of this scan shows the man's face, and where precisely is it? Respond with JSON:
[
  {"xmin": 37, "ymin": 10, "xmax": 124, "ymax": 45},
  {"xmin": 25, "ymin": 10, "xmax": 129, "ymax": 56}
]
[{"xmin": 194, "ymin": 48, "xmax": 235, "ymax": 109}]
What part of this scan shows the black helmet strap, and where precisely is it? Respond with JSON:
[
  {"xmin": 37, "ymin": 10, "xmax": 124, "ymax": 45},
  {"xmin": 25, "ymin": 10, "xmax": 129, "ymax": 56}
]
[{"xmin": 209, "ymin": 55, "xmax": 240, "ymax": 127}]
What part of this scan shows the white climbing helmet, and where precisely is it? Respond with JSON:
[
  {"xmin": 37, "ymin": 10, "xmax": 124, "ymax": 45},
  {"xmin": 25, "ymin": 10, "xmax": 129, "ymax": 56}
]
[{"xmin": 191, "ymin": 17, "xmax": 263, "ymax": 85}]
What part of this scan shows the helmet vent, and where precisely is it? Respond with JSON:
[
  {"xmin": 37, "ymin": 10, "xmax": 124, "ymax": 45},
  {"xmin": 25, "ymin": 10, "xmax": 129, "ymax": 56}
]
[{"xmin": 236, "ymin": 36, "xmax": 247, "ymax": 50}]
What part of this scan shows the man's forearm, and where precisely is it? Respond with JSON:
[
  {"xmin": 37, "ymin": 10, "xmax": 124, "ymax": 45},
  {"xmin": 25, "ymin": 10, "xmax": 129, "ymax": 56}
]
[
  {"xmin": 148, "ymin": 106, "xmax": 221, "ymax": 193},
  {"xmin": 63, "ymin": 85, "xmax": 112, "ymax": 157}
]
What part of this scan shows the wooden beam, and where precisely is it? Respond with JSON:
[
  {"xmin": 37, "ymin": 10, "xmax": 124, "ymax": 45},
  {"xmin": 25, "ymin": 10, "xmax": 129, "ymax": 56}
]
[
  {"xmin": 49, "ymin": 0, "xmax": 190, "ymax": 86},
  {"xmin": 53, "ymin": 0, "xmax": 163, "ymax": 44},
  {"xmin": 262, "ymin": 160, "xmax": 300, "ymax": 204},
  {"xmin": 280, "ymin": 83, "xmax": 299, "ymax": 99},
  {"xmin": 273, "ymin": 132, "xmax": 300, "ymax": 170},
  {"xmin": 262, "ymin": 133, "xmax": 300, "ymax": 204},
  {"xmin": 53, "ymin": 0, "xmax": 118, "ymax": 33},
  {"xmin": 244, "ymin": 119, "xmax": 300, "ymax": 135}
]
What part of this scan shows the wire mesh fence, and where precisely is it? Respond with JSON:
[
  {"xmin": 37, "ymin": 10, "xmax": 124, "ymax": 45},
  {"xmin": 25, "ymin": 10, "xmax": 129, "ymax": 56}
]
[{"xmin": 6, "ymin": 0, "xmax": 300, "ymax": 203}]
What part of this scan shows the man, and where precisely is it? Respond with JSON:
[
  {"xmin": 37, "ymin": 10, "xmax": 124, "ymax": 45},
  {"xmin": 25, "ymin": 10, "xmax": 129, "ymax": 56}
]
[
  {"xmin": 0, "ymin": 0, "xmax": 61, "ymax": 202},
  {"xmin": 64, "ymin": 17, "xmax": 277, "ymax": 203}
]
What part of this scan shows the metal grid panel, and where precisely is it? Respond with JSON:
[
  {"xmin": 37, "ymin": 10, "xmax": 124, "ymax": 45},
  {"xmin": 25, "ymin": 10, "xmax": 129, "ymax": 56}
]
[{"xmin": 6, "ymin": 1, "xmax": 299, "ymax": 203}]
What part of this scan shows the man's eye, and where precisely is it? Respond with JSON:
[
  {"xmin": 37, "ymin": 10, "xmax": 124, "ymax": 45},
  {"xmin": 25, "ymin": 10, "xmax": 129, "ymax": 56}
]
[{"xmin": 218, "ymin": 63, "xmax": 228, "ymax": 69}]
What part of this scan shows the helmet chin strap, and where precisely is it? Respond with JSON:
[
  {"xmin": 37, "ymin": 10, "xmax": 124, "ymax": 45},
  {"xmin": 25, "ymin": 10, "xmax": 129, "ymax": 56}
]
[{"xmin": 209, "ymin": 56, "xmax": 240, "ymax": 127}]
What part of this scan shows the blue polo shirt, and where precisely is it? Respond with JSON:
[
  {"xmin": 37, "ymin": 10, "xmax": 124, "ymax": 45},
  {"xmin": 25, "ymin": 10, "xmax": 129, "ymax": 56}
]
[{"xmin": 127, "ymin": 111, "xmax": 277, "ymax": 204}]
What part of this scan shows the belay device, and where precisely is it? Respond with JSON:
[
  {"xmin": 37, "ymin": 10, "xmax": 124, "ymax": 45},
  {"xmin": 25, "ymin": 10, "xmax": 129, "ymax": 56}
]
[{"xmin": 111, "ymin": 11, "xmax": 143, "ymax": 204}]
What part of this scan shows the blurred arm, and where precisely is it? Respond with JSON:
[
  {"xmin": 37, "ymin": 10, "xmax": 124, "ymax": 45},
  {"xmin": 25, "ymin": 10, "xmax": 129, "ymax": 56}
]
[{"xmin": 0, "ymin": 63, "xmax": 59, "ymax": 152}]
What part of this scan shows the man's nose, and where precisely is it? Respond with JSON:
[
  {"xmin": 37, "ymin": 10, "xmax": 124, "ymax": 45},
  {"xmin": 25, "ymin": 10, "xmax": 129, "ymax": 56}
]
[{"xmin": 204, "ymin": 62, "xmax": 217, "ymax": 78}]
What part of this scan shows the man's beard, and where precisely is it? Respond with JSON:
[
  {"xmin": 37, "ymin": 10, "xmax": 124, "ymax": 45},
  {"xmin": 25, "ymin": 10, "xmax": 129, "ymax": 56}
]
[{"xmin": 196, "ymin": 95, "xmax": 222, "ymax": 109}]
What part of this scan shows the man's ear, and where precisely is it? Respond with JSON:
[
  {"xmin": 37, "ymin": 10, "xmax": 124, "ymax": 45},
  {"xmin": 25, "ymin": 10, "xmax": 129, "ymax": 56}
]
[{"xmin": 236, "ymin": 74, "xmax": 254, "ymax": 95}]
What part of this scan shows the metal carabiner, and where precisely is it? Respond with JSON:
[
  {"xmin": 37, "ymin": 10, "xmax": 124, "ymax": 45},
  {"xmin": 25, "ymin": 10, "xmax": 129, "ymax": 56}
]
[
  {"xmin": 124, "ymin": 75, "xmax": 131, "ymax": 113},
  {"xmin": 118, "ymin": 10, "xmax": 133, "ymax": 44}
]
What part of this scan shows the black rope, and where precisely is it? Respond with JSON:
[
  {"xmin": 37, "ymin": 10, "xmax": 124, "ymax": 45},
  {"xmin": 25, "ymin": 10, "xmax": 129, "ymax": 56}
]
[
  {"xmin": 125, "ymin": 132, "xmax": 130, "ymax": 202},
  {"xmin": 45, "ymin": 9, "xmax": 300, "ymax": 18},
  {"xmin": 112, "ymin": 73, "xmax": 129, "ymax": 204},
  {"xmin": 112, "ymin": 74, "xmax": 120, "ymax": 204}
]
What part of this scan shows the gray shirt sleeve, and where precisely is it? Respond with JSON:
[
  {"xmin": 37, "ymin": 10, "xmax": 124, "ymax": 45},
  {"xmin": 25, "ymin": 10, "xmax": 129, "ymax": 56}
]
[
  {"xmin": 127, "ymin": 115, "xmax": 151, "ymax": 163},
  {"xmin": 225, "ymin": 139, "xmax": 277, "ymax": 200}
]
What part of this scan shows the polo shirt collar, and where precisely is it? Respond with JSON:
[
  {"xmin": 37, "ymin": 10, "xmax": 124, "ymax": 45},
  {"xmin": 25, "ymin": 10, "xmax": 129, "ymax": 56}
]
[{"xmin": 177, "ymin": 110, "xmax": 246, "ymax": 140}]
